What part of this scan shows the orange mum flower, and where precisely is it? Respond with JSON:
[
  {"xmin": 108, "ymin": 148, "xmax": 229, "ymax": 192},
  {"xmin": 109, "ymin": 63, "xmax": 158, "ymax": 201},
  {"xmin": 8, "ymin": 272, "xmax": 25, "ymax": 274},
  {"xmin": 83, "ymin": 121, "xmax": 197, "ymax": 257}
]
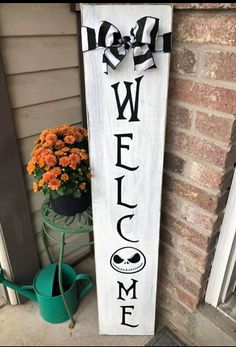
[
  {"xmin": 39, "ymin": 129, "xmax": 49, "ymax": 142},
  {"xmin": 69, "ymin": 153, "xmax": 81, "ymax": 163},
  {"xmin": 31, "ymin": 147, "xmax": 43, "ymax": 156},
  {"xmin": 55, "ymin": 140, "xmax": 64, "ymax": 149},
  {"xmin": 44, "ymin": 154, "xmax": 57, "ymax": 167},
  {"xmin": 87, "ymin": 173, "xmax": 92, "ymax": 179},
  {"xmin": 27, "ymin": 161, "xmax": 35, "ymax": 175},
  {"xmin": 64, "ymin": 135, "xmax": 76, "ymax": 144},
  {"xmin": 54, "ymin": 150, "xmax": 64, "ymax": 157},
  {"xmin": 45, "ymin": 133, "xmax": 57, "ymax": 143},
  {"xmin": 58, "ymin": 124, "xmax": 70, "ymax": 130},
  {"xmin": 75, "ymin": 133, "xmax": 83, "ymax": 142},
  {"xmin": 38, "ymin": 178, "xmax": 45, "ymax": 187},
  {"xmin": 69, "ymin": 161, "xmax": 77, "ymax": 170},
  {"xmin": 41, "ymin": 148, "xmax": 52, "ymax": 157},
  {"xmin": 66, "ymin": 128, "xmax": 77, "ymax": 137},
  {"xmin": 33, "ymin": 182, "xmax": 38, "ymax": 192},
  {"xmin": 68, "ymin": 153, "xmax": 80, "ymax": 170},
  {"xmin": 28, "ymin": 125, "xmax": 90, "ymax": 196},
  {"xmin": 31, "ymin": 156, "xmax": 38, "ymax": 164},
  {"xmin": 79, "ymin": 149, "xmax": 89, "ymax": 161},
  {"xmin": 79, "ymin": 183, "xmax": 86, "ymax": 190},
  {"xmin": 43, "ymin": 140, "xmax": 53, "ymax": 148},
  {"xmin": 78, "ymin": 128, "xmax": 87, "ymax": 137},
  {"xmin": 61, "ymin": 173, "xmax": 69, "ymax": 182},
  {"xmin": 48, "ymin": 178, "xmax": 61, "ymax": 190},
  {"xmin": 38, "ymin": 157, "xmax": 45, "ymax": 168},
  {"xmin": 70, "ymin": 148, "xmax": 80, "ymax": 154},
  {"xmin": 62, "ymin": 147, "xmax": 70, "ymax": 153},
  {"xmin": 52, "ymin": 167, "xmax": 62, "ymax": 177},
  {"xmin": 59, "ymin": 156, "xmax": 69, "ymax": 167},
  {"xmin": 43, "ymin": 171, "xmax": 53, "ymax": 183}
]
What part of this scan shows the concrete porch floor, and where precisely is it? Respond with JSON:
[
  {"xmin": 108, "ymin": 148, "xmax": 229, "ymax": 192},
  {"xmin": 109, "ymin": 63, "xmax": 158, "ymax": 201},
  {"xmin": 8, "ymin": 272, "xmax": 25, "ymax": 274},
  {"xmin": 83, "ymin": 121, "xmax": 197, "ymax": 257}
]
[{"xmin": 0, "ymin": 256, "xmax": 152, "ymax": 346}]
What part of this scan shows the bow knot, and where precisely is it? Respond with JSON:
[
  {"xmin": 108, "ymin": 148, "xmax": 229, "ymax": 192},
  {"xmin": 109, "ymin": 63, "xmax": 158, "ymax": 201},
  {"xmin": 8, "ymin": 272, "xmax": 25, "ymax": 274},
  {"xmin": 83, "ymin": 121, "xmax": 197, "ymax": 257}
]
[
  {"xmin": 82, "ymin": 17, "xmax": 171, "ymax": 74},
  {"xmin": 122, "ymin": 36, "xmax": 133, "ymax": 50}
]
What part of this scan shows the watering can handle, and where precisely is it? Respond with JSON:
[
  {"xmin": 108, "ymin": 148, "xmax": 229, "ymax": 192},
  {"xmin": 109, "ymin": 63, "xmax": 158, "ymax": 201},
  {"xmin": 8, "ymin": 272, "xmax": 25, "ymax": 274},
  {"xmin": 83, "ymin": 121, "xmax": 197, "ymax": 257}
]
[
  {"xmin": 0, "ymin": 267, "xmax": 5, "ymax": 283},
  {"xmin": 21, "ymin": 285, "xmax": 34, "ymax": 290},
  {"xmin": 76, "ymin": 274, "xmax": 93, "ymax": 300}
]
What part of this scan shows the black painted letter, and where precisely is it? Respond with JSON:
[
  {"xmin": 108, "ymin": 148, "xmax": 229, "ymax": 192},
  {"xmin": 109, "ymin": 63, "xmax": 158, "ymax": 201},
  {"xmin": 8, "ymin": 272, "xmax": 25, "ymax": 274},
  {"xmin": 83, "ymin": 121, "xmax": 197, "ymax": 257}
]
[
  {"xmin": 117, "ymin": 279, "xmax": 138, "ymax": 301},
  {"xmin": 115, "ymin": 176, "xmax": 137, "ymax": 209},
  {"xmin": 120, "ymin": 306, "xmax": 139, "ymax": 328},
  {"xmin": 117, "ymin": 214, "xmax": 138, "ymax": 242},
  {"xmin": 114, "ymin": 133, "xmax": 139, "ymax": 171},
  {"xmin": 111, "ymin": 76, "xmax": 144, "ymax": 122}
]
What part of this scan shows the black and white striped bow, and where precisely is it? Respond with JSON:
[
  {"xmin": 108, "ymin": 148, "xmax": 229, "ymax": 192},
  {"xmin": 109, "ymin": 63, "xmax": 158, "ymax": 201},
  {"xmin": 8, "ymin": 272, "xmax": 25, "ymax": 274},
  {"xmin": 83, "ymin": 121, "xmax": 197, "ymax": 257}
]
[{"xmin": 82, "ymin": 17, "xmax": 171, "ymax": 74}]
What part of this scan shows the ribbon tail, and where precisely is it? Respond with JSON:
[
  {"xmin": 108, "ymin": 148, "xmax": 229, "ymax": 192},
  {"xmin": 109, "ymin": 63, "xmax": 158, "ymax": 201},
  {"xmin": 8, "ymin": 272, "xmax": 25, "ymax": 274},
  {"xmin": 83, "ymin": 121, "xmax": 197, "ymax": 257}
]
[
  {"xmin": 155, "ymin": 32, "xmax": 172, "ymax": 53},
  {"xmin": 81, "ymin": 26, "xmax": 96, "ymax": 52},
  {"xmin": 102, "ymin": 54, "xmax": 108, "ymax": 75},
  {"xmin": 133, "ymin": 45, "xmax": 156, "ymax": 73}
]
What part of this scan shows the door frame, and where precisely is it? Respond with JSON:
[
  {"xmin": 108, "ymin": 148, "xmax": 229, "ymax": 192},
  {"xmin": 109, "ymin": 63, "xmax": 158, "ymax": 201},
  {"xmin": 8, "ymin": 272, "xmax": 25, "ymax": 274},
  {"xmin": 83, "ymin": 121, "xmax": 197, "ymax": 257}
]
[{"xmin": 205, "ymin": 167, "xmax": 236, "ymax": 307}]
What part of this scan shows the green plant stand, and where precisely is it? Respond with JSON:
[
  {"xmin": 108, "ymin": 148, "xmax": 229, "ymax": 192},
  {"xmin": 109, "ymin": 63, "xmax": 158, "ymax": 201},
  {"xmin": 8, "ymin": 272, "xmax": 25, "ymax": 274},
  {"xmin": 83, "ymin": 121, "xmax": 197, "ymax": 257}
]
[{"xmin": 40, "ymin": 198, "xmax": 93, "ymax": 329}]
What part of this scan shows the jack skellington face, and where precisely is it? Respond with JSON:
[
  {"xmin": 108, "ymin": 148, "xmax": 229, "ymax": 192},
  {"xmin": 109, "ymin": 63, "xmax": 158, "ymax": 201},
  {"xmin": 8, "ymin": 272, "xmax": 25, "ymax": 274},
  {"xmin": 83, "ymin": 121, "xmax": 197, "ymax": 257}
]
[{"xmin": 110, "ymin": 247, "xmax": 146, "ymax": 274}]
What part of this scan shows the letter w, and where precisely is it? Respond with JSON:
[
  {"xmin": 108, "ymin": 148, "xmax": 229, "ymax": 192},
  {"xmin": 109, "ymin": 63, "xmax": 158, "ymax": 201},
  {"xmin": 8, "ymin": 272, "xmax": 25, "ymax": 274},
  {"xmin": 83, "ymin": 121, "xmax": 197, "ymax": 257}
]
[{"xmin": 111, "ymin": 75, "xmax": 144, "ymax": 122}]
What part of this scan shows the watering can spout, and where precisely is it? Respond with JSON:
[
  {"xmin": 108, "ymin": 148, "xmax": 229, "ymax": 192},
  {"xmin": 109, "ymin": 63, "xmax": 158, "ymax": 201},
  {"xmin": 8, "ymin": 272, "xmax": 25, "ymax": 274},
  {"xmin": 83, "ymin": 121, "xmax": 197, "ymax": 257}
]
[{"xmin": 0, "ymin": 268, "xmax": 37, "ymax": 302}]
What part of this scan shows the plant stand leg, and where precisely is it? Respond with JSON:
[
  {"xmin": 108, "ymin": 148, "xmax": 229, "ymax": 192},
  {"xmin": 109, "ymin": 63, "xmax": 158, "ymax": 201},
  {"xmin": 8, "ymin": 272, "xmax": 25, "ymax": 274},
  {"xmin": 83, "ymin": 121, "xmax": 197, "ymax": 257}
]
[
  {"xmin": 41, "ymin": 223, "xmax": 53, "ymax": 264},
  {"xmin": 58, "ymin": 232, "xmax": 76, "ymax": 329}
]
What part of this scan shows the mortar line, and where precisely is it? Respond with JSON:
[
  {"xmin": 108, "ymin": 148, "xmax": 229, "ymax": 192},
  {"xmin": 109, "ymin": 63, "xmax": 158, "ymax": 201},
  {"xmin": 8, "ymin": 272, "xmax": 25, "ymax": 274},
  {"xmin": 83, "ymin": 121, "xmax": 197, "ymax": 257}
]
[{"xmin": 170, "ymin": 72, "xmax": 236, "ymax": 91}]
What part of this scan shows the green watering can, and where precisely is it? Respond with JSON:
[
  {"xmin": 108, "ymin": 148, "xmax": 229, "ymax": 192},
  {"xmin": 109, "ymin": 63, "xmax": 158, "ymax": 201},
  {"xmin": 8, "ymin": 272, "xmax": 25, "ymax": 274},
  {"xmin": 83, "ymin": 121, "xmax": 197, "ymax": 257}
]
[{"xmin": 0, "ymin": 263, "xmax": 92, "ymax": 324}]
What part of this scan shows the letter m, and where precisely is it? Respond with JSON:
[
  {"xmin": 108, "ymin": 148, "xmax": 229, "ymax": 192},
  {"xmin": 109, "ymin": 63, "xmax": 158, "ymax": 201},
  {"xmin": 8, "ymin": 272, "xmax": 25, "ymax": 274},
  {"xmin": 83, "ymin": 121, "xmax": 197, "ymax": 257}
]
[
  {"xmin": 117, "ymin": 279, "xmax": 138, "ymax": 301},
  {"xmin": 111, "ymin": 76, "xmax": 144, "ymax": 122}
]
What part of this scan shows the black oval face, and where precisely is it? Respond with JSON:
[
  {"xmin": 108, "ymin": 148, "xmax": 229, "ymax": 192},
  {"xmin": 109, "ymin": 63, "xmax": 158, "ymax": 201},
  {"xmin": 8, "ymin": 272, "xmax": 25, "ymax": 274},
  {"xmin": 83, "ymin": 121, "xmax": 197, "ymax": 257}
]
[{"xmin": 110, "ymin": 247, "xmax": 146, "ymax": 274}]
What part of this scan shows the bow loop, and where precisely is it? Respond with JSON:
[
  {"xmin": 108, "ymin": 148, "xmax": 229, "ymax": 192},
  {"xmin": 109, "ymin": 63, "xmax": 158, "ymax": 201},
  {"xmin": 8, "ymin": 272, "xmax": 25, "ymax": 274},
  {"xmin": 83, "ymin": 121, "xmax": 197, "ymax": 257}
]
[
  {"xmin": 98, "ymin": 21, "xmax": 122, "ymax": 48},
  {"xmin": 135, "ymin": 17, "xmax": 159, "ymax": 48},
  {"xmin": 82, "ymin": 16, "xmax": 171, "ymax": 74}
]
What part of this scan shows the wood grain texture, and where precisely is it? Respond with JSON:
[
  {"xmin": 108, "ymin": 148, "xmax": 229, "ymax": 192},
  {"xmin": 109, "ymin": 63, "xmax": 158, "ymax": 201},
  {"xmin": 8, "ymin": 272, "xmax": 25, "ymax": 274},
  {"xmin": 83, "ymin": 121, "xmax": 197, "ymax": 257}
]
[
  {"xmin": 81, "ymin": 4, "xmax": 172, "ymax": 335},
  {"xmin": 0, "ymin": 36, "xmax": 79, "ymax": 75}
]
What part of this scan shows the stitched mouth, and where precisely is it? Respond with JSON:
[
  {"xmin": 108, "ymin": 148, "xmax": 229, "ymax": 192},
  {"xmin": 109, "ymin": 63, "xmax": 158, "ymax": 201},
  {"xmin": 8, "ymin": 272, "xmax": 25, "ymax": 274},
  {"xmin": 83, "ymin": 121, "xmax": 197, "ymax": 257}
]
[{"xmin": 112, "ymin": 261, "xmax": 144, "ymax": 273}]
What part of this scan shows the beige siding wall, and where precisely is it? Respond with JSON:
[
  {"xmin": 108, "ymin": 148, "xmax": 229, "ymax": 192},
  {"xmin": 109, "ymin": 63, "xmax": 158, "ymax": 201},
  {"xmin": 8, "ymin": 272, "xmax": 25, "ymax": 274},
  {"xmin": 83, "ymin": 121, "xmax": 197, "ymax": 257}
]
[{"xmin": 0, "ymin": 3, "xmax": 90, "ymax": 266}]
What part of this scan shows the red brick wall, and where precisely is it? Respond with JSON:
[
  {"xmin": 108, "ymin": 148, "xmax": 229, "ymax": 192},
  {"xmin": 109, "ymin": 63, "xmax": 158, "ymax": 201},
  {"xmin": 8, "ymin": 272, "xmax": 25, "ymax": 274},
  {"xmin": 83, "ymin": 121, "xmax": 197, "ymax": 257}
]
[{"xmin": 157, "ymin": 3, "xmax": 236, "ymax": 340}]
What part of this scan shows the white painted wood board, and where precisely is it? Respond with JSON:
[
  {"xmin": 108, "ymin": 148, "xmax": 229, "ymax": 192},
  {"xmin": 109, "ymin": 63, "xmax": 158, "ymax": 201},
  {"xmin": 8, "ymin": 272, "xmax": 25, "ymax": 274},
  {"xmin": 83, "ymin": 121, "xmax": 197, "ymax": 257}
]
[
  {"xmin": 81, "ymin": 4, "xmax": 172, "ymax": 335},
  {"xmin": 205, "ymin": 168, "xmax": 236, "ymax": 307}
]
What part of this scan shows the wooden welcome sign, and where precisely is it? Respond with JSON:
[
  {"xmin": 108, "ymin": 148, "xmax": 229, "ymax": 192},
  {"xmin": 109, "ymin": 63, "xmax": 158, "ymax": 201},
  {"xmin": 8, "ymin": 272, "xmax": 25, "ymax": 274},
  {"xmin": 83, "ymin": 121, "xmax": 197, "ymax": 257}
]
[{"xmin": 81, "ymin": 4, "xmax": 172, "ymax": 335}]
